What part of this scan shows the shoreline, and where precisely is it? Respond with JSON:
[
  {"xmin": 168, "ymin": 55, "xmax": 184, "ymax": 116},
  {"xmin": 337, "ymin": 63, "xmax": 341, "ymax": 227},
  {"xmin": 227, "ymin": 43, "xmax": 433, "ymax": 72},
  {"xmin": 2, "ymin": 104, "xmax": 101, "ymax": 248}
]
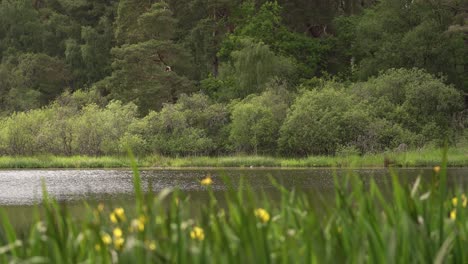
[{"xmin": 0, "ymin": 148, "xmax": 466, "ymax": 169}]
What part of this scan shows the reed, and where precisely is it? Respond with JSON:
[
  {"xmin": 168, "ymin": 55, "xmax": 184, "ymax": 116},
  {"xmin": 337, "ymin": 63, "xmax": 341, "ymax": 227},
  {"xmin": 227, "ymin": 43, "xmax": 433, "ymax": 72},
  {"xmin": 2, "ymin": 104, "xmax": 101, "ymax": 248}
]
[
  {"xmin": 0, "ymin": 147, "xmax": 466, "ymax": 168},
  {"xmin": 0, "ymin": 151, "xmax": 466, "ymax": 263}
]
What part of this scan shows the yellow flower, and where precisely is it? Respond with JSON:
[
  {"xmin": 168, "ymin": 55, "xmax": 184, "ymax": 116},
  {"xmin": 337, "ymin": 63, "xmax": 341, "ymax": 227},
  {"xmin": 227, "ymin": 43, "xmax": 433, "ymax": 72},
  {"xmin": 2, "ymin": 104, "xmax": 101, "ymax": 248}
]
[
  {"xmin": 145, "ymin": 240, "xmax": 157, "ymax": 251},
  {"xmin": 114, "ymin": 208, "xmax": 125, "ymax": 219},
  {"xmin": 254, "ymin": 208, "xmax": 270, "ymax": 223},
  {"xmin": 114, "ymin": 237, "xmax": 125, "ymax": 250},
  {"xmin": 113, "ymin": 228, "xmax": 123, "ymax": 238},
  {"xmin": 131, "ymin": 217, "xmax": 145, "ymax": 232},
  {"xmin": 462, "ymin": 194, "xmax": 467, "ymax": 208},
  {"xmin": 110, "ymin": 208, "xmax": 126, "ymax": 223},
  {"xmin": 201, "ymin": 176, "xmax": 213, "ymax": 186},
  {"xmin": 101, "ymin": 233, "xmax": 112, "ymax": 245},
  {"xmin": 110, "ymin": 212, "xmax": 117, "ymax": 223},
  {"xmin": 433, "ymin": 166, "xmax": 441, "ymax": 173},
  {"xmin": 452, "ymin": 197, "xmax": 458, "ymax": 207},
  {"xmin": 97, "ymin": 203, "xmax": 105, "ymax": 212},
  {"xmin": 450, "ymin": 209, "xmax": 457, "ymax": 220},
  {"xmin": 190, "ymin": 226, "xmax": 205, "ymax": 241},
  {"xmin": 95, "ymin": 244, "xmax": 101, "ymax": 251}
]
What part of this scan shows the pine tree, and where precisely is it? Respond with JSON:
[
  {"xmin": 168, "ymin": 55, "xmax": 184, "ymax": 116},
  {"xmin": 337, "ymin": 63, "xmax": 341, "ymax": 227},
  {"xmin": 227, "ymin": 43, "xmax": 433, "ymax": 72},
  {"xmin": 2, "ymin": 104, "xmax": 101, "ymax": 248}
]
[{"xmin": 104, "ymin": 1, "xmax": 195, "ymax": 114}]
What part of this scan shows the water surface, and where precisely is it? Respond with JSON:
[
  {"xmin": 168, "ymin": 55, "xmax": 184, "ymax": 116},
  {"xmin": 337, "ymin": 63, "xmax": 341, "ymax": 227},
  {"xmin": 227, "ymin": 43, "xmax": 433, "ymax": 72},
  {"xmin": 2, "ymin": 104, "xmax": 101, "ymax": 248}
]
[
  {"xmin": 2, "ymin": 167, "xmax": 467, "ymax": 229},
  {"xmin": 1, "ymin": 167, "xmax": 467, "ymax": 205}
]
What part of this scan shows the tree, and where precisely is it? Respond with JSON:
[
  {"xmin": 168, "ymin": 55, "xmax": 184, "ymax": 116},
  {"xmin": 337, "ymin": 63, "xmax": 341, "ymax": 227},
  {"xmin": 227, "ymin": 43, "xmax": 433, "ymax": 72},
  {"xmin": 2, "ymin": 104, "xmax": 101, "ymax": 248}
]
[
  {"xmin": 79, "ymin": 18, "xmax": 114, "ymax": 84},
  {"xmin": 0, "ymin": 53, "xmax": 71, "ymax": 112},
  {"xmin": 104, "ymin": 1, "xmax": 195, "ymax": 114},
  {"xmin": 0, "ymin": 0, "xmax": 45, "ymax": 59},
  {"xmin": 12, "ymin": 53, "xmax": 71, "ymax": 106},
  {"xmin": 219, "ymin": 2, "xmax": 327, "ymax": 81},
  {"xmin": 114, "ymin": 0, "xmax": 149, "ymax": 44},
  {"xmin": 217, "ymin": 38, "xmax": 295, "ymax": 100},
  {"xmin": 177, "ymin": 0, "xmax": 242, "ymax": 78},
  {"xmin": 342, "ymin": 0, "xmax": 466, "ymax": 90}
]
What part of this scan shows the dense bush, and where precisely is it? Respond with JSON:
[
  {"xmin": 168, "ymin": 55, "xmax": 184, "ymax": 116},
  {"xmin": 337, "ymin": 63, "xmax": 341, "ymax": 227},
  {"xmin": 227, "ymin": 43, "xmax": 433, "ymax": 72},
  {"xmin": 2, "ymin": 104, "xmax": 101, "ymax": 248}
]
[
  {"xmin": 131, "ymin": 93, "xmax": 229, "ymax": 156},
  {"xmin": 278, "ymin": 69, "xmax": 463, "ymax": 155},
  {"xmin": 279, "ymin": 85, "xmax": 372, "ymax": 155},
  {"xmin": 74, "ymin": 101, "xmax": 138, "ymax": 155},
  {"xmin": 351, "ymin": 68, "xmax": 464, "ymax": 146},
  {"xmin": 0, "ymin": 109, "xmax": 51, "ymax": 155},
  {"xmin": 0, "ymin": 96, "xmax": 138, "ymax": 156},
  {"xmin": 229, "ymin": 83, "xmax": 291, "ymax": 154},
  {"xmin": 0, "ymin": 68, "xmax": 464, "ymax": 157}
]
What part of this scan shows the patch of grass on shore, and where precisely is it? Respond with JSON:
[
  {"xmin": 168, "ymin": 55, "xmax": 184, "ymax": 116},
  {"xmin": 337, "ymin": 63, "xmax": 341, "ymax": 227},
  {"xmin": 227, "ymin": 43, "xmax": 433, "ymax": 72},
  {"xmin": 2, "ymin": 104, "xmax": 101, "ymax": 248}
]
[
  {"xmin": 144, "ymin": 147, "xmax": 468, "ymax": 168},
  {"xmin": 0, "ymin": 147, "xmax": 466, "ymax": 168},
  {"xmin": 0, "ymin": 156, "xmax": 131, "ymax": 169}
]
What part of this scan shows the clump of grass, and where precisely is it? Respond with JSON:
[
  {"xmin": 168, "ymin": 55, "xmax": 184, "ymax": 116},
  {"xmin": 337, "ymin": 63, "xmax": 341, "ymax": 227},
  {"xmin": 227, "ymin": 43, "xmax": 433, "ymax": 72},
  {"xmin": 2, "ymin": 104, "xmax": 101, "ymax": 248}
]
[
  {"xmin": 0, "ymin": 156, "xmax": 132, "ymax": 169},
  {"xmin": 0, "ymin": 151, "xmax": 467, "ymax": 263},
  {"xmin": 0, "ymin": 146, "xmax": 466, "ymax": 168}
]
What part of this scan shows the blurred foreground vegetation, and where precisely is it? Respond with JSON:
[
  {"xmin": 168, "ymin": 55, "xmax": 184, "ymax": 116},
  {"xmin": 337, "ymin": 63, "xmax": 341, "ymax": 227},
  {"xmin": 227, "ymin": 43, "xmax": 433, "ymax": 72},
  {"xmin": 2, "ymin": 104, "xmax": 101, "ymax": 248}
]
[{"xmin": 0, "ymin": 154, "xmax": 467, "ymax": 263}]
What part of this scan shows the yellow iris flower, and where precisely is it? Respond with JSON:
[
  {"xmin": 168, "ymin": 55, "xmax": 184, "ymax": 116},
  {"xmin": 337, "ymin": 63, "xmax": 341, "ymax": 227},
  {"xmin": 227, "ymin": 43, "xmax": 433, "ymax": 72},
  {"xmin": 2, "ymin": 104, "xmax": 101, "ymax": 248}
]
[
  {"xmin": 201, "ymin": 176, "xmax": 213, "ymax": 186},
  {"xmin": 254, "ymin": 208, "xmax": 270, "ymax": 223},
  {"xmin": 190, "ymin": 226, "xmax": 205, "ymax": 241}
]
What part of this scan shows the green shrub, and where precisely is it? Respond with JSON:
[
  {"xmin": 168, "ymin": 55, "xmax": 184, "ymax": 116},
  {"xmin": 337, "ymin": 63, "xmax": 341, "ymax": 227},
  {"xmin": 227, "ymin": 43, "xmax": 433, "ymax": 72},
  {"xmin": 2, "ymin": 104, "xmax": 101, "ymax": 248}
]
[
  {"xmin": 136, "ymin": 93, "xmax": 228, "ymax": 156},
  {"xmin": 352, "ymin": 68, "xmax": 463, "ymax": 145},
  {"xmin": 0, "ymin": 109, "xmax": 52, "ymax": 155},
  {"xmin": 229, "ymin": 85, "xmax": 290, "ymax": 154},
  {"xmin": 279, "ymin": 86, "xmax": 372, "ymax": 155},
  {"xmin": 74, "ymin": 101, "xmax": 138, "ymax": 155}
]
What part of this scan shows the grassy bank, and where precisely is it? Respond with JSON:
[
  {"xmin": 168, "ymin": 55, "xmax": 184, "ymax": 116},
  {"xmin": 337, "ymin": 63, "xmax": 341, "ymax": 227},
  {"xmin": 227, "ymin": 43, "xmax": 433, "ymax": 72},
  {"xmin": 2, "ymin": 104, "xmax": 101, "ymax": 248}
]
[
  {"xmin": 0, "ymin": 147, "xmax": 467, "ymax": 169},
  {"xmin": 0, "ymin": 154, "xmax": 467, "ymax": 263}
]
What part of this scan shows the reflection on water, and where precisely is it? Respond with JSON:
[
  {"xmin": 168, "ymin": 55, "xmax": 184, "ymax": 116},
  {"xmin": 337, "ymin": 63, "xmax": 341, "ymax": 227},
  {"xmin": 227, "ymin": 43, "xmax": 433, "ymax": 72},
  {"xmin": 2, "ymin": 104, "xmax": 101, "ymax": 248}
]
[{"xmin": 1, "ymin": 168, "xmax": 467, "ymax": 229}]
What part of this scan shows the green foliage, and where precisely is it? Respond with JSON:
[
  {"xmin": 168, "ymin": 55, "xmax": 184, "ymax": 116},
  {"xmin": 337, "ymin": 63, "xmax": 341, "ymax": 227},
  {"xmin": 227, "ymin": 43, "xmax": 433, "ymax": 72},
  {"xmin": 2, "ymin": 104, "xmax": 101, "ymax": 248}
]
[
  {"xmin": 114, "ymin": 0, "xmax": 148, "ymax": 44},
  {"xmin": 279, "ymin": 84, "xmax": 372, "ymax": 155},
  {"xmin": 12, "ymin": 53, "xmax": 71, "ymax": 105},
  {"xmin": 136, "ymin": 93, "xmax": 229, "ymax": 156},
  {"xmin": 102, "ymin": 39, "xmax": 195, "ymax": 114},
  {"xmin": 74, "ymin": 101, "xmax": 138, "ymax": 155},
  {"xmin": 0, "ymin": 68, "xmax": 464, "ymax": 157},
  {"xmin": 218, "ymin": 38, "xmax": 295, "ymax": 100},
  {"xmin": 352, "ymin": 68, "xmax": 464, "ymax": 145},
  {"xmin": 79, "ymin": 19, "xmax": 114, "ymax": 84},
  {"xmin": 0, "ymin": 0, "xmax": 465, "ymax": 157},
  {"xmin": 0, "ymin": 109, "xmax": 52, "ymax": 155},
  {"xmin": 138, "ymin": 2, "xmax": 177, "ymax": 41},
  {"xmin": 0, "ymin": 90, "xmax": 137, "ymax": 156},
  {"xmin": 0, "ymin": 0, "xmax": 45, "ymax": 59},
  {"xmin": 340, "ymin": 0, "xmax": 467, "ymax": 89},
  {"xmin": 0, "ymin": 53, "xmax": 71, "ymax": 112},
  {"xmin": 229, "ymin": 82, "xmax": 291, "ymax": 154},
  {"xmin": 219, "ymin": 1, "xmax": 327, "ymax": 81},
  {"xmin": 104, "ymin": 2, "xmax": 196, "ymax": 114}
]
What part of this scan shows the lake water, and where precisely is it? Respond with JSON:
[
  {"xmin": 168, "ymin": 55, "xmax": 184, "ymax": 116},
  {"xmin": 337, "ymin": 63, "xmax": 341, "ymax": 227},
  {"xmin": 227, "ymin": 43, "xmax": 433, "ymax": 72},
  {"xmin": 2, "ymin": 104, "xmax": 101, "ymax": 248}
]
[
  {"xmin": 1, "ymin": 168, "xmax": 468, "ymax": 205},
  {"xmin": 1, "ymin": 168, "xmax": 467, "ymax": 229}
]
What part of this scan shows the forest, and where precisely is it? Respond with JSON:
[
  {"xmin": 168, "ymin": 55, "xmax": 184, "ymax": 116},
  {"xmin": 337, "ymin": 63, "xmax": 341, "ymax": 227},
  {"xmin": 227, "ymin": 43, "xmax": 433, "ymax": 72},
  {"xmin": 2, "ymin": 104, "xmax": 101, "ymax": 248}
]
[
  {"xmin": 0, "ymin": 0, "xmax": 466, "ymax": 157},
  {"xmin": 2, "ymin": 1, "xmax": 468, "ymax": 263}
]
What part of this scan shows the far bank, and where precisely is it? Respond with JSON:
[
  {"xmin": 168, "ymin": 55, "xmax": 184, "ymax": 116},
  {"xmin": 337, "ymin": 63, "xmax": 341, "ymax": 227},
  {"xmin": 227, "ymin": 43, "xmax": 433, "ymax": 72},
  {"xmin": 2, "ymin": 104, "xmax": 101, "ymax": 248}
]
[{"xmin": 0, "ymin": 147, "xmax": 465, "ymax": 169}]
